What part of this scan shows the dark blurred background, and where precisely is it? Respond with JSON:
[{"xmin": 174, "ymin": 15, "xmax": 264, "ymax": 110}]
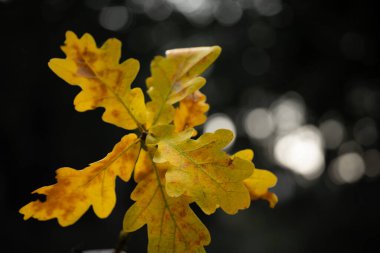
[{"xmin": 1, "ymin": 0, "xmax": 380, "ymax": 252}]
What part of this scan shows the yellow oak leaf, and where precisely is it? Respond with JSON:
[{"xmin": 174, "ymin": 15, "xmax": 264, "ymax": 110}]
[
  {"xmin": 234, "ymin": 150, "xmax": 278, "ymax": 208},
  {"xmin": 123, "ymin": 150, "xmax": 210, "ymax": 253},
  {"xmin": 21, "ymin": 31, "xmax": 278, "ymax": 252},
  {"xmin": 147, "ymin": 124, "xmax": 195, "ymax": 146},
  {"xmin": 245, "ymin": 169, "xmax": 278, "ymax": 208},
  {"xmin": 133, "ymin": 148, "xmax": 151, "ymax": 182},
  {"xmin": 48, "ymin": 31, "xmax": 146, "ymax": 130},
  {"xmin": 19, "ymin": 134, "xmax": 141, "ymax": 226},
  {"xmin": 174, "ymin": 90, "xmax": 209, "ymax": 133},
  {"xmin": 150, "ymin": 126, "xmax": 253, "ymax": 215},
  {"xmin": 145, "ymin": 46, "xmax": 221, "ymax": 128}
]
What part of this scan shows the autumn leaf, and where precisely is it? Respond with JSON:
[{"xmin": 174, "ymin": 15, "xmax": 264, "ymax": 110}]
[
  {"xmin": 21, "ymin": 31, "xmax": 278, "ymax": 253},
  {"xmin": 245, "ymin": 169, "xmax": 278, "ymax": 208},
  {"xmin": 234, "ymin": 150, "xmax": 278, "ymax": 208},
  {"xmin": 48, "ymin": 31, "xmax": 146, "ymax": 130},
  {"xmin": 20, "ymin": 134, "xmax": 140, "ymax": 226},
  {"xmin": 174, "ymin": 90, "xmax": 209, "ymax": 133},
  {"xmin": 124, "ymin": 150, "xmax": 210, "ymax": 253},
  {"xmin": 133, "ymin": 148, "xmax": 152, "ymax": 182},
  {"xmin": 149, "ymin": 126, "xmax": 254, "ymax": 215},
  {"xmin": 146, "ymin": 46, "xmax": 221, "ymax": 128}
]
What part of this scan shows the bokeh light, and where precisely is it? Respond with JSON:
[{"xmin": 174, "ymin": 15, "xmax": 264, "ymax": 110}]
[
  {"xmin": 270, "ymin": 93, "xmax": 306, "ymax": 134},
  {"xmin": 329, "ymin": 152, "xmax": 365, "ymax": 184},
  {"xmin": 214, "ymin": 0, "xmax": 243, "ymax": 26},
  {"xmin": 244, "ymin": 108, "xmax": 275, "ymax": 140},
  {"xmin": 364, "ymin": 149, "xmax": 380, "ymax": 178},
  {"xmin": 319, "ymin": 119, "xmax": 345, "ymax": 150},
  {"xmin": 274, "ymin": 125, "xmax": 325, "ymax": 180},
  {"xmin": 144, "ymin": 0, "xmax": 173, "ymax": 21},
  {"xmin": 338, "ymin": 140, "xmax": 363, "ymax": 155},
  {"xmin": 99, "ymin": 6, "xmax": 129, "ymax": 31},
  {"xmin": 353, "ymin": 117, "xmax": 378, "ymax": 147},
  {"xmin": 253, "ymin": 0, "xmax": 283, "ymax": 16},
  {"xmin": 168, "ymin": 0, "xmax": 206, "ymax": 14}
]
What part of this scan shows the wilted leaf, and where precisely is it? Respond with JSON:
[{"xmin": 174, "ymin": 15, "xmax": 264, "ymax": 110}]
[
  {"xmin": 20, "ymin": 134, "xmax": 141, "ymax": 226},
  {"xmin": 48, "ymin": 31, "xmax": 146, "ymax": 130},
  {"xmin": 150, "ymin": 126, "xmax": 253, "ymax": 215},
  {"xmin": 234, "ymin": 150, "xmax": 278, "ymax": 208},
  {"xmin": 174, "ymin": 90, "xmax": 209, "ymax": 133},
  {"xmin": 146, "ymin": 46, "xmax": 221, "ymax": 128},
  {"xmin": 124, "ymin": 151, "xmax": 210, "ymax": 253}
]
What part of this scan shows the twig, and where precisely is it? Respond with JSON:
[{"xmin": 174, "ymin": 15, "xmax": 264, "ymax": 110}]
[{"xmin": 114, "ymin": 231, "xmax": 129, "ymax": 253}]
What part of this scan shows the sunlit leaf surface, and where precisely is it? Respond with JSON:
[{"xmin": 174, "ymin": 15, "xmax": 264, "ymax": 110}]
[
  {"xmin": 124, "ymin": 153, "xmax": 210, "ymax": 253},
  {"xmin": 49, "ymin": 31, "xmax": 146, "ymax": 130},
  {"xmin": 20, "ymin": 134, "xmax": 140, "ymax": 226},
  {"xmin": 20, "ymin": 31, "xmax": 277, "ymax": 253},
  {"xmin": 146, "ymin": 46, "xmax": 220, "ymax": 128}
]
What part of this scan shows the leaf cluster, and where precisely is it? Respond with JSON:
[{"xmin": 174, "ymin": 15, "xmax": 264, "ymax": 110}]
[{"xmin": 20, "ymin": 31, "xmax": 278, "ymax": 253}]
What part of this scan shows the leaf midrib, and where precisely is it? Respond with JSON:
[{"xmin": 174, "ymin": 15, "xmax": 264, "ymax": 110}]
[
  {"xmin": 148, "ymin": 150, "xmax": 191, "ymax": 252},
  {"xmin": 77, "ymin": 53, "xmax": 144, "ymax": 132},
  {"xmin": 151, "ymin": 52, "xmax": 210, "ymax": 127}
]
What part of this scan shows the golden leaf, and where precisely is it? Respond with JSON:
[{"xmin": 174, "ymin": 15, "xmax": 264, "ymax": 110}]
[
  {"xmin": 150, "ymin": 126, "xmax": 253, "ymax": 215},
  {"xmin": 174, "ymin": 90, "xmax": 209, "ymax": 133},
  {"xmin": 48, "ymin": 31, "xmax": 146, "ymax": 130},
  {"xmin": 234, "ymin": 150, "xmax": 278, "ymax": 208},
  {"xmin": 133, "ymin": 148, "xmax": 151, "ymax": 182},
  {"xmin": 146, "ymin": 46, "xmax": 221, "ymax": 128},
  {"xmin": 20, "ymin": 134, "xmax": 141, "ymax": 226},
  {"xmin": 21, "ymin": 31, "xmax": 278, "ymax": 252},
  {"xmin": 124, "ymin": 150, "xmax": 210, "ymax": 253}
]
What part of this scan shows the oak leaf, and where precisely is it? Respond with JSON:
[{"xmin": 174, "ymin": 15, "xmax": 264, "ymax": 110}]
[
  {"xmin": 20, "ymin": 134, "xmax": 140, "ymax": 226},
  {"xmin": 48, "ymin": 31, "xmax": 146, "ymax": 130},
  {"xmin": 124, "ymin": 151, "xmax": 210, "ymax": 253},
  {"xmin": 150, "ymin": 126, "xmax": 254, "ymax": 215},
  {"xmin": 146, "ymin": 46, "xmax": 220, "ymax": 128},
  {"xmin": 234, "ymin": 150, "xmax": 278, "ymax": 208},
  {"xmin": 133, "ymin": 148, "xmax": 152, "ymax": 182},
  {"xmin": 20, "ymin": 31, "xmax": 278, "ymax": 253},
  {"xmin": 174, "ymin": 90, "xmax": 209, "ymax": 133}
]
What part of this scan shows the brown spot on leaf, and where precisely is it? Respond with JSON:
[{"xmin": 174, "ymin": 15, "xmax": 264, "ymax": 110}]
[
  {"xmin": 112, "ymin": 110, "xmax": 120, "ymax": 118},
  {"xmin": 82, "ymin": 47, "xmax": 98, "ymax": 64},
  {"xmin": 198, "ymin": 232, "xmax": 207, "ymax": 242},
  {"xmin": 77, "ymin": 64, "xmax": 95, "ymax": 78},
  {"xmin": 177, "ymin": 233, "xmax": 184, "ymax": 243},
  {"xmin": 134, "ymin": 187, "xmax": 143, "ymax": 196},
  {"xmin": 115, "ymin": 70, "xmax": 122, "ymax": 87},
  {"xmin": 179, "ymin": 209, "xmax": 186, "ymax": 218}
]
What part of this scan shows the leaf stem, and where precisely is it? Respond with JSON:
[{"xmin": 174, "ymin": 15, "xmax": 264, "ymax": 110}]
[
  {"xmin": 114, "ymin": 231, "xmax": 129, "ymax": 253},
  {"xmin": 141, "ymin": 142, "xmax": 190, "ymax": 250}
]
